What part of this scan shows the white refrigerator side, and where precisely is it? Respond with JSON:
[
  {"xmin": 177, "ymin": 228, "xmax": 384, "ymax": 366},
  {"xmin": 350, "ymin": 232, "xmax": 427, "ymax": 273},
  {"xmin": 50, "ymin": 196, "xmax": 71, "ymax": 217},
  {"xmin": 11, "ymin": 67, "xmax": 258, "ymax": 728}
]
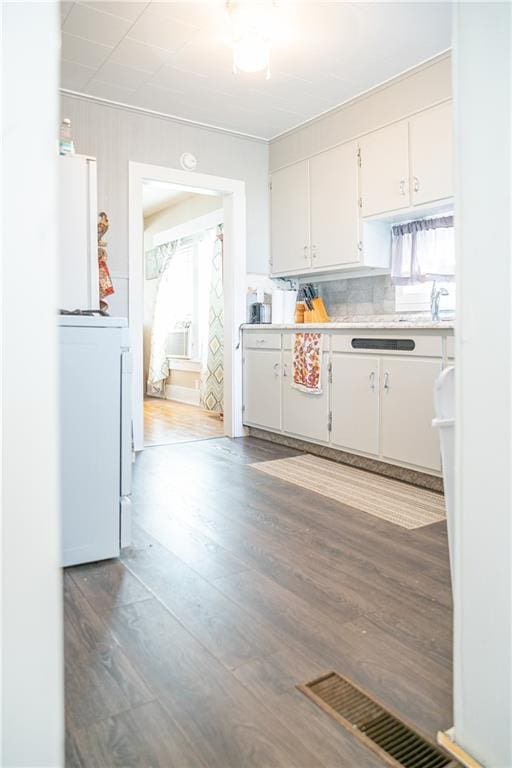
[{"xmin": 59, "ymin": 154, "xmax": 99, "ymax": 311}]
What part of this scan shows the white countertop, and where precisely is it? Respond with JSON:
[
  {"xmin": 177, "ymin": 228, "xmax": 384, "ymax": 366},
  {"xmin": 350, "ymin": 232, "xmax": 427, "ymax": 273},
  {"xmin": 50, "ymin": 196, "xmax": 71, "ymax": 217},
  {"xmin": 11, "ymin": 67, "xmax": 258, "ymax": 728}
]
[{"xmin": 242, "ymin": 314, "xmax": 454, "ymax": 331}]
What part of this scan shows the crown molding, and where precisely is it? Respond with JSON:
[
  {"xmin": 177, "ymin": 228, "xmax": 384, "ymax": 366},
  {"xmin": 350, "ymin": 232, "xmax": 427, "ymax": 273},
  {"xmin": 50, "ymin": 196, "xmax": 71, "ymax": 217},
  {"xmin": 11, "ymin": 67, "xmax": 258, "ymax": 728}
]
[
  {"xmin": 269, "ymin": 49, "xmax": 452, "ymax": 143},
  {"xmin": 59, "ymin": 89, "xmax": 270, "ymax": 144}
]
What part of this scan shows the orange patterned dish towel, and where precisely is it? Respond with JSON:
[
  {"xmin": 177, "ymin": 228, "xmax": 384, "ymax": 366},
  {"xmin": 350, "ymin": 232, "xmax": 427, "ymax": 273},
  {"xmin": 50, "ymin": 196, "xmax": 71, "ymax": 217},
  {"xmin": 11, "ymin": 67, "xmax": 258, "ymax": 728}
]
[{"xmin": 292, "ymin": 333, "xmax": 323, "ymax": 394}]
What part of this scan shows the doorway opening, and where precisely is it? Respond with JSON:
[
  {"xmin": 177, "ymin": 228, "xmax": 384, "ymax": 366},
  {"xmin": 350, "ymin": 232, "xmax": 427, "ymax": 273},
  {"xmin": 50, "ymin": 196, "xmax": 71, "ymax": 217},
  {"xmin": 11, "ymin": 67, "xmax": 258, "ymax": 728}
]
[
  {"xmin": 129, "ymin": 162, "xmax": 247, "ymax": 452},
  {"xmin": 142, "ymin": 182, "xmax": 225, "ymax": 447}
]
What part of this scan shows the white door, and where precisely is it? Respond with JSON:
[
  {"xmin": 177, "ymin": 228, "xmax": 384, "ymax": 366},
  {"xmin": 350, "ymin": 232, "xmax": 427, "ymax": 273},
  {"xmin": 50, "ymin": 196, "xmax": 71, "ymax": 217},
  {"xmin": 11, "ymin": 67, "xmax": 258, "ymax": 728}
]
[
  {"xmin": 243, "ymin": 348, "xmax": 281, "ymax": 430},
  {"xmin": 410, "ymin": 102, "xmax": 453, "ymax": 206},
  {"xmin": 380, "ymin": 357, "xmax": 442, "ymax": 472},
  {"xmin": 359, "ymin": 121, "xmax": 410, "ymax": 217},
  {"xmin": 270, "ymin": 160, "xmax": 310, "ymax": 275},
  {"xmin": 331, "ymin": 354, "xmax": 380, "ymax": 456},
  {"xmin": 282, "ymin": 347, "xmax": 330, "ymax": 442},
  {"xmin": 309, "ymin": 142, "xmax": 360, "ymax": 269}
]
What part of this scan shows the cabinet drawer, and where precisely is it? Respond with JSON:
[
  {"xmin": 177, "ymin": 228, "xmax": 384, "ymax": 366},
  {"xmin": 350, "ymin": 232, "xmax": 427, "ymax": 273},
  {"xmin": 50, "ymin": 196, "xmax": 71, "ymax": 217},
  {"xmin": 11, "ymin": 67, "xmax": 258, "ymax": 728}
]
[
  {"xmin": 283, "ymin": 332, "xmax": 330, "ymax": 351},
  {"xmin": 331, "ymin": 332, "xmax": 442, "ymax": 358},
  {"xmin": 244, "ymin": 332, "xmax": 282, "ymax": 350}
]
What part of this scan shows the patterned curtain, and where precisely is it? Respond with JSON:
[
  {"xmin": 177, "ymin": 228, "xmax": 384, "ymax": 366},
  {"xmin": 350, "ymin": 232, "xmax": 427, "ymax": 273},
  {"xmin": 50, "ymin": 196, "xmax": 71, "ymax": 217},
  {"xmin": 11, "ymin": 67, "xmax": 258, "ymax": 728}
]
[
  {"xmin": 147, "ymin": 241, "xmax": 178, "ymax": 396},
  {"xmin": 200, "ymin": 225, "xmax": 224, "ymax": 413}
]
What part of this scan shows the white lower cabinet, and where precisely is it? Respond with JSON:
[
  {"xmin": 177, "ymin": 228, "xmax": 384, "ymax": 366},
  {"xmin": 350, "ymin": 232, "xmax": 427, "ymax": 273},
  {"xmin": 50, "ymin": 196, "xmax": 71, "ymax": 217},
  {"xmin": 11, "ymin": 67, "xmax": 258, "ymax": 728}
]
[
  {"xmin": 331, "ymin": 353, "xmax": 380, "ymax": 456},
  {"xmin": 380, "ymin": 357, "xmax": 442, "ymax": 472},
  {"xmin": 243, "ymin": 348, "xmax": 281, "ymax": 430},
  {"xmin": 281, "ymin": 349, "xmax": 330, "ymax": 443},
  {"xmin": 242, "ymin": 331, "xmax": 449, "ymax": 476}
]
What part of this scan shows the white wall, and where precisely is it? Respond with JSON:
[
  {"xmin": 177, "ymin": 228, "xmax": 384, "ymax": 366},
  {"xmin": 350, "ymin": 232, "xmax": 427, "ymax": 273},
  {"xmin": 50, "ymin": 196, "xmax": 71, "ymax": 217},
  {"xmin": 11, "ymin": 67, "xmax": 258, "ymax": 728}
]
[
  {"xmin": 61, "ymin": 93, "xmax": 269, "ymax": 274},
  {"xmin": 144, "ymin": 193, "xmax": 221, "ymax": 238},
  {"xmin": 269, "ymin": 53, "xmax": 451, "ymax": 170},
  {"xmin": 453, "ymin": 5, "xmax": 512, "ymax": 766},
  {"xmin": 1, "ymin": 2, "xmax": 64, "ymax": 765}
]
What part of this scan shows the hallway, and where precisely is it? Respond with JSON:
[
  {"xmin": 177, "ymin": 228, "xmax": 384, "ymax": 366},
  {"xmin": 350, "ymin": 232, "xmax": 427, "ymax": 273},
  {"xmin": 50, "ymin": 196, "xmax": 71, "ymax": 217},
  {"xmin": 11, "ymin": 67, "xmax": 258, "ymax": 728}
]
[{"xmin": 144, "ymin": 397, "xmax": 224, "ymax": 446}]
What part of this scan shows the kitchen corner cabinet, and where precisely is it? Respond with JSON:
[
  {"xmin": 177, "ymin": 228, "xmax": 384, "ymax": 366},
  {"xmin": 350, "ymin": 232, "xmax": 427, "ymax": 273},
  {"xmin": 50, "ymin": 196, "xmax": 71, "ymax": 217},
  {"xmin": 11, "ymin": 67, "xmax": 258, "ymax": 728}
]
[
  {"xmin": 359, "ymin": 121, "xmax": 410, "ymax": 218},
  {"xmin": 242, "ymin": 329, "xmax": 451, "ymax": 476},
  {"xmin": 409, "ymin": 102, "xmax": 453, "ymax": 206}
]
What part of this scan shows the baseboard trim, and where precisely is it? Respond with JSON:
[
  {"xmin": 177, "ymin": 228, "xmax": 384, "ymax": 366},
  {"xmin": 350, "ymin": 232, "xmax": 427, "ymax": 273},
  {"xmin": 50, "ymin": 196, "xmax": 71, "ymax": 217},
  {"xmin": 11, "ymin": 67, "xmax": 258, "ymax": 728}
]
[
  {"xmin": 165, "ymin": 384, "xmax": 200, "ymax": 406},
  {"xmin": 247, "ymin": 427, "xmax": 444, "ymax": 493}
]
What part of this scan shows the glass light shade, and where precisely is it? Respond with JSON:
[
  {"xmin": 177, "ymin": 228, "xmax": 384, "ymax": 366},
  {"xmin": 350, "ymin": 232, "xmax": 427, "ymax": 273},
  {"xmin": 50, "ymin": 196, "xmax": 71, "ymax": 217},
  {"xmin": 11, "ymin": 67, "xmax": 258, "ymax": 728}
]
[{"xmin": 233, "ymin": 32, "xmax": 270, "ymax": 74}]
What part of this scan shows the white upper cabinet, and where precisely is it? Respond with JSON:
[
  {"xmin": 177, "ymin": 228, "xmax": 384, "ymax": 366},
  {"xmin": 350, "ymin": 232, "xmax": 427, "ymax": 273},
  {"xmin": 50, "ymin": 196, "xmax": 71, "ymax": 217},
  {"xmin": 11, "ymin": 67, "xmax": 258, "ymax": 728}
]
[
  {"xmin": 309, "ymin": 142, "xmax": 359, "ymax": 270},
  {"xmin": 410, "ymin": 102, "xmax": 453, "ymax": 206},
  {"xmin": 270, "ymin": 160, "xmax": 309, "ymax": 275},
  {"xmin": 359, "ymin": 121, "xmax": 410, "ymax": 217}
]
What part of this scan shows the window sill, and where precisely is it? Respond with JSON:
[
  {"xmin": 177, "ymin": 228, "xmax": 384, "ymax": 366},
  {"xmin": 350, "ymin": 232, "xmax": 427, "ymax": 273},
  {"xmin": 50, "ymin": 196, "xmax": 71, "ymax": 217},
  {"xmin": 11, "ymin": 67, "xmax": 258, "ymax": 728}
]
[{"xmin": 166, "ymin": 357, "xmax": 202, "ymax": 373}]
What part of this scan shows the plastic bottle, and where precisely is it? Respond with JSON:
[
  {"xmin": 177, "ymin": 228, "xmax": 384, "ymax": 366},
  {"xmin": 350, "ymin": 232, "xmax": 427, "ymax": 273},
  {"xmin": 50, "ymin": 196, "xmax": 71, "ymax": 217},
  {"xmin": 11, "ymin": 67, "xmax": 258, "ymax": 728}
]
[{"xmin": 59, "ymin": 118, "xmax": 75, "ymax": 156}]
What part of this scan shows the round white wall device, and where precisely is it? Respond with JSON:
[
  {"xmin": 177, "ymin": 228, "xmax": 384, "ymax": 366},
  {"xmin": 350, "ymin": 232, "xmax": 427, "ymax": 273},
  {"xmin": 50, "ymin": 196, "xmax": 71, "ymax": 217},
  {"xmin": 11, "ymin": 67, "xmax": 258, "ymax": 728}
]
[{"xmin": 180, "ymin": 152, "xmax": 197, "ymax": 171}]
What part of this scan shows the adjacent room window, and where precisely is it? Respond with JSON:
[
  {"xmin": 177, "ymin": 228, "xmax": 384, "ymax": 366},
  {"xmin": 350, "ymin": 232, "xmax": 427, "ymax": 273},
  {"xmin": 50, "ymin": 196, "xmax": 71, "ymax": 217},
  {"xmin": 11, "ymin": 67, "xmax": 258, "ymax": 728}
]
[
  {"xmin": 392, "ymin": 215, "xmax": 455, "ymax": 313},
  {"xmin": 161, "ymin": 231, "xmax": 215, "ymax": 360}
]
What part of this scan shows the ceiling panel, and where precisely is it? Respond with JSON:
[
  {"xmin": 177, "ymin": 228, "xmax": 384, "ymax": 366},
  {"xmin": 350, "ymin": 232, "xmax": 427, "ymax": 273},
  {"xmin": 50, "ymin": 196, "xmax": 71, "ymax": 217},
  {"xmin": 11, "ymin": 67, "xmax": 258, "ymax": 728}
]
[
  {"xmin": 62, "ymin": 2, "xmax": 133, "ymax": 46},
  {"xmin": 60, "ymin": 1, "xmax": 452, "ymax": 140}
]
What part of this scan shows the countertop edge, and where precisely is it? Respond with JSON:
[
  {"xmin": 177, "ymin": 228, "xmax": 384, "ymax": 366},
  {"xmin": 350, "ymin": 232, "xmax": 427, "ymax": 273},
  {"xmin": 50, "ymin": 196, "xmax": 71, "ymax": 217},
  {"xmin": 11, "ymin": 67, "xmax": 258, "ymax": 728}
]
[{"xmin": 241, "ymin": 322, "xmax": 455, "ymax": 331}]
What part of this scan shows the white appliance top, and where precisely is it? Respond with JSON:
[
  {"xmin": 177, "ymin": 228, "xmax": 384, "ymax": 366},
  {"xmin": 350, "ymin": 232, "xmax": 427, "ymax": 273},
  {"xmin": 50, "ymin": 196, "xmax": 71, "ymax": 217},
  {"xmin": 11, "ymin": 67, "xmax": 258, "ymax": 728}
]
[{"xmin": 58, "ymin": 315, "xmax": 128, "ymax": 328}]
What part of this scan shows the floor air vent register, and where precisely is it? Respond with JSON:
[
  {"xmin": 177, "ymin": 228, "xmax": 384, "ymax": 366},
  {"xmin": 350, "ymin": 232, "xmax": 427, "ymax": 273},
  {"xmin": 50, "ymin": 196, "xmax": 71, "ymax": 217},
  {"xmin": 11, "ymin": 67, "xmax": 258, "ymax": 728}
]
[{"xmin": 298, "ymin": 672, "xmax": 458, "ymax": 768}]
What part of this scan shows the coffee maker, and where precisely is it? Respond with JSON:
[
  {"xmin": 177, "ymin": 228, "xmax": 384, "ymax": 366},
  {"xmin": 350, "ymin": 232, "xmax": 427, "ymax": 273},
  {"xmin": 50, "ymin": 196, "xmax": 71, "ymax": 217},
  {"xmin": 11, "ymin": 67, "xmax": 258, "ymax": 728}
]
[{"xmin": 247, "ymin": 288, "xmax": 272, "ymax": 324}]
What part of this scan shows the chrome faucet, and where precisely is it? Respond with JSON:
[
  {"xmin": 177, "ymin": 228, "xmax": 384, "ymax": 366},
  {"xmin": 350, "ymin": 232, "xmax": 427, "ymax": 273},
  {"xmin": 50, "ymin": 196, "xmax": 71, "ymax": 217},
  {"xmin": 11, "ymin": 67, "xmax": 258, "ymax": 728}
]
[{"xmin": 431, "ymin": 282, "xmax": 449, "ymax": 322}]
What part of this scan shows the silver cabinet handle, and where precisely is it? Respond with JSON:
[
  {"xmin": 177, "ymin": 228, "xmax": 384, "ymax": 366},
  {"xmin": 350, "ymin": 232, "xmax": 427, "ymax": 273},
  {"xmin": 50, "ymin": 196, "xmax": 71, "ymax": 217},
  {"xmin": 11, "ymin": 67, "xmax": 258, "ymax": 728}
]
[
  {"xmin": 311, "ymin": 244, "xmax": 317, "ymax": 259},
  {"xmin": 399, "ymin": 179, "xmax": 406, "ymax": 196},
  {"xmin": 283, "ymin": 362, "xmax": 288, "ymax": 378},
  {"xmin": 383, "ymin": 371, "xmax": 390, "ymax": 391},
  {"xmin": 369, "ymin": 371, "xmax": 376, "ymax": 391},
  {"xmin": 273, "ymin": 362, "xmax": 280, "ymax": 377},
  {"xmin": 413, "ymin": 176, "xmax": 420, "ymax": 193},
  {"xmin": 303, "ymin": 245, "xmax": 309, "ymax": 260}
]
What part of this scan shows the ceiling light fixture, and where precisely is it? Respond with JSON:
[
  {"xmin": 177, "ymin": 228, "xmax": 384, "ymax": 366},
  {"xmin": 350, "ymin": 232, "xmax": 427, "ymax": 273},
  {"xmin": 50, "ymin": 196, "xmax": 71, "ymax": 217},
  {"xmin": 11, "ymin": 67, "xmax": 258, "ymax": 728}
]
[{"xmin": 226, "ymin": 1, "xmax": 276, "ymax": 79}]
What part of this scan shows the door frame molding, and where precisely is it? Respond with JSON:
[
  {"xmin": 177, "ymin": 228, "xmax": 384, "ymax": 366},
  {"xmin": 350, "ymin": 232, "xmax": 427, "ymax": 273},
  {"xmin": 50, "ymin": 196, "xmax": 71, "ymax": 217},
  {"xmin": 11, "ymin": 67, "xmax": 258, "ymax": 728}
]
[{"xmin": 128, "ymin": 161, "xmax": 247, "ymax": 450}]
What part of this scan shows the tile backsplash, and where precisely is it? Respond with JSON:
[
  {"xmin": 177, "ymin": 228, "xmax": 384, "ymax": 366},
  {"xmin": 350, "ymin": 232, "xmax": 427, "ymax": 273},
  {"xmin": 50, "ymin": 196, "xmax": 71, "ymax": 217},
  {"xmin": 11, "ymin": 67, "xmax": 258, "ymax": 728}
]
[{"xmin": 312, "ymin": 274, "xmax": 396, "ymax": 317}]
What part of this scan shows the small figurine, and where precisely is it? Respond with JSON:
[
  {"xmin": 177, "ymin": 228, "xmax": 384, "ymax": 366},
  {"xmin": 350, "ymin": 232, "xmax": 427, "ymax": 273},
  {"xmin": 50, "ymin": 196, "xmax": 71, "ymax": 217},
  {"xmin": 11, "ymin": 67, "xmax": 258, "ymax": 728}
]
[{"xmin": 98, "ymin": 211, "xmax": 114, "ymax": 314}]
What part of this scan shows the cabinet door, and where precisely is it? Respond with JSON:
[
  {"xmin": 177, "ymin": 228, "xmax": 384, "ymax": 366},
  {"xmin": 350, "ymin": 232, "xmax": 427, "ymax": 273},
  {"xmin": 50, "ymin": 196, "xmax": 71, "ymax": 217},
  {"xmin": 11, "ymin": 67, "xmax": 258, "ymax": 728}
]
[
  {"xmin": 359, "ymin": 121, "xmax": 410, "ymax": 217},
  {"xmin": 282, "ymin": 349, "xmax": 330, "ymax": 442},
  {"xmin": 309, "ymin": 142, "xmax": 359, "ymax": 269},
  {"xmin": 380, "ymin": 358, "xmax": 442, "ymax": 472},
  {"xmin": 410, "ymin": 102, "xmax": 453, "ymax": 206},
  {"xmin": 270, "ymin": 161, "xmax": 310, "ymax": 275},
  {"xmin": 243, "ymin": 348, "xmax": 281, "ymax": 430},
  {"xmin": 331, "ymin": 354, "xmax": 379, "ymax": 456}
]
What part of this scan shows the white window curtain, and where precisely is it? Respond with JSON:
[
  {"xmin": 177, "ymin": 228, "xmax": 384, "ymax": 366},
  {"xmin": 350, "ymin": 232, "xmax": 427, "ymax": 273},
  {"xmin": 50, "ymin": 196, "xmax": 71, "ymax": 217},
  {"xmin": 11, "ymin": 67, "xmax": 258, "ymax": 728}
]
[
  {"xmin": 147, "ymin": 239, "xmax": 193, "ymax": 395},
  {"xmin": 391, "ymin": 215, "xmax": 455, "ymax": 285}
]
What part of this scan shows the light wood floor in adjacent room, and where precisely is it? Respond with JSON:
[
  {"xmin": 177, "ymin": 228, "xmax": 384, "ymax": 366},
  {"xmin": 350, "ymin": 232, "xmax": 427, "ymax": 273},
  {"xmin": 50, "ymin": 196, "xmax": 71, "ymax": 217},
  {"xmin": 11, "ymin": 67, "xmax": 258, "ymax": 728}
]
[
  {"xmin": 64, "ymin": 437, "xmax": 452, "ymax": 768},
  {"xmin": 144, "ymin": 396, "xmax": 224, "ymax": 446}
]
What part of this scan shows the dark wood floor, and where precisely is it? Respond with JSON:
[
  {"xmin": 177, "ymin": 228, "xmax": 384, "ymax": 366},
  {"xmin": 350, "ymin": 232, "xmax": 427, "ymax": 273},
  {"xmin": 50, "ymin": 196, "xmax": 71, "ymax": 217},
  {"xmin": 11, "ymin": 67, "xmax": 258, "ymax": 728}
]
[{"xmin": 65, "ymin": 437, "xmax": 452, "ymax": 768}]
